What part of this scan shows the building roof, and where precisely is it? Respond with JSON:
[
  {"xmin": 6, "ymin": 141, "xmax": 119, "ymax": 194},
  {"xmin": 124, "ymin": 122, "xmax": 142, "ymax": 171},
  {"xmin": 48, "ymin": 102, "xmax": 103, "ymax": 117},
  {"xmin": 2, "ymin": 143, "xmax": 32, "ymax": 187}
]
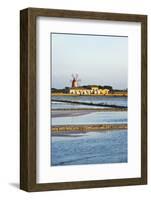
[
  {"xmin": 70, "ymin": 87, "xmax": 88, "ymax": 90},
  {"xmin": 70, "ymin": 87, "xmax": 109, "ymax": 91}
]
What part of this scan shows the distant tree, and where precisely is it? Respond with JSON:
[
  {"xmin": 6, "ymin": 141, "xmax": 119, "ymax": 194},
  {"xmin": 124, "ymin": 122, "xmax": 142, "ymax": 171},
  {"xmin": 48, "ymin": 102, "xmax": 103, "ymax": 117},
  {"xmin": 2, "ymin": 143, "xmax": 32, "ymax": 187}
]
[
  {"xmin": 51, "ymin": 88, "xmax": 57, "ymax": 92},
  {"xmin": 98, "ymin": 85, "xmax": 104, "ymax": 89},
  {"xmin": 103, "ymin": 85, "xmax": 113, "ymax": 90},
  {"xmin": 64, "ymin": 87, "xmax": 70, "ymax": 93}
]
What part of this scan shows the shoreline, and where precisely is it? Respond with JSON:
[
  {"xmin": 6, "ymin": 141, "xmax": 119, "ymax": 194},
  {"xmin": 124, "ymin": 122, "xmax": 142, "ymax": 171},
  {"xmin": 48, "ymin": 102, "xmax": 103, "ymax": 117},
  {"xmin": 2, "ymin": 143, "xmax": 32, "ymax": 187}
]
[
  {"xmin": 52, "ymin": 108, "xmax": 127, "ymax": 118},
  {"xmin": 52, "ymin": 99, "xmax": 127, "ymax": 109},
  {"xmin": 52, "ymin": 93, "xmax": 127, "ymax": 97},
  {"xmin": 52, "ymin": 124, "xmax": 127, "ymax": 134}
]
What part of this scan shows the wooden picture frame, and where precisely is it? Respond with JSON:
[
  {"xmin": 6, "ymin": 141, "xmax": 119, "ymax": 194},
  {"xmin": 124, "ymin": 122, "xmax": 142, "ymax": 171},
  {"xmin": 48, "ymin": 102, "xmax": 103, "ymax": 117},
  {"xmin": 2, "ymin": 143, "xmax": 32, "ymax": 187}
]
[{"xmin": 20, "ymin": 7, "xmax": 147, "ymax": 192}]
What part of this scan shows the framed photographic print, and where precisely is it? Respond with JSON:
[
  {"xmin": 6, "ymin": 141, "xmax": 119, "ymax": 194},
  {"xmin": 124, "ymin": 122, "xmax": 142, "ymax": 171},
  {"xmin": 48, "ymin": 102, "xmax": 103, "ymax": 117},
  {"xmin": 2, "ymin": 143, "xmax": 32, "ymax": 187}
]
[{"xmin": 20, "ymin": 8, "xmax": 147, "ymax": 191}]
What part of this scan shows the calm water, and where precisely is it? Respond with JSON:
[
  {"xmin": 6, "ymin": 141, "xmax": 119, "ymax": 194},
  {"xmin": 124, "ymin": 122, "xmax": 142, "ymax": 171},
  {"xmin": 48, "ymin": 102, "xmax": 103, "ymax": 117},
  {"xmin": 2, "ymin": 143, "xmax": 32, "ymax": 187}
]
[
  {"xmin": 52, "ymin": 96, "xmax": 127, "ymax": 125},
  {"xmin": 52, "ymin": 96, "xmax": 127, "ymax": 109},
  {"xmin": 51, "ymin": 129, "xmax": 128, "ymax": 166},
  {"xmin": 52, "ymin": 101, "xmax": 102, "ymax": 109},
  {"xmin": 52, "ymin": 111, "xmax": 127, "ymax": 125},
  {"xmin": 51, "ymin": 96, "xmax": 128, "ymax": 166}
]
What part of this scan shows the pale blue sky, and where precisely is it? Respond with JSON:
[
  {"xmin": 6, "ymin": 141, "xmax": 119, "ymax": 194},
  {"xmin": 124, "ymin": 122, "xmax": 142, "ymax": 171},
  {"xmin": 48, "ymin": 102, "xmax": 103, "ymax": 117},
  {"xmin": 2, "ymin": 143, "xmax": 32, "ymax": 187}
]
[{"xmin": 51, "ymin": 33, "xmax": 128, "ymax": 90}]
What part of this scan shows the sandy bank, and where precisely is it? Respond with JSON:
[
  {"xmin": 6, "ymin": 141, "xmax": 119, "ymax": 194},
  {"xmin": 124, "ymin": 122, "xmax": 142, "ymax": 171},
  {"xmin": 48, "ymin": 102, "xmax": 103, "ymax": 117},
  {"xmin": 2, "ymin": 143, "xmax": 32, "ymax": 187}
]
[{"xmin": 51, "ymin": 123, "xmax": 127, "ymax": 134}]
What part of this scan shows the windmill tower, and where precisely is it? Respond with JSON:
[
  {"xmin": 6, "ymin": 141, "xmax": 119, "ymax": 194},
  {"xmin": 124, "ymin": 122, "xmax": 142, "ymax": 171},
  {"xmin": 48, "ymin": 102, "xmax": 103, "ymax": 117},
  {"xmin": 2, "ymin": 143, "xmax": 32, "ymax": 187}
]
[{"xmin": 71, "ymin": 74, "xmax": 81, "ymax": 88}]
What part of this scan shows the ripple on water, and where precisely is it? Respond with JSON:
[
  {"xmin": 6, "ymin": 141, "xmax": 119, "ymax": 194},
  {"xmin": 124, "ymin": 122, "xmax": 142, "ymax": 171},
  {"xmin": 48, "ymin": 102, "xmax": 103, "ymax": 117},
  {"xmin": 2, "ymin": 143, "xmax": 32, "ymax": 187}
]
[{"xmin": 51, "ymin": 129, "xmax": 128, "ymax": 166}]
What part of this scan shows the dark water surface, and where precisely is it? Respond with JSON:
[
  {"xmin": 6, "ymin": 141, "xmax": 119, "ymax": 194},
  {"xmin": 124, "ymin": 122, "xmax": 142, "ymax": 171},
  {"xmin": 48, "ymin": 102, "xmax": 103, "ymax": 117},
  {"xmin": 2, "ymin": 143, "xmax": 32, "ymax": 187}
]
[{"xmin": 52, "ymin": 96, "xmax": 127, "ymax": 109}]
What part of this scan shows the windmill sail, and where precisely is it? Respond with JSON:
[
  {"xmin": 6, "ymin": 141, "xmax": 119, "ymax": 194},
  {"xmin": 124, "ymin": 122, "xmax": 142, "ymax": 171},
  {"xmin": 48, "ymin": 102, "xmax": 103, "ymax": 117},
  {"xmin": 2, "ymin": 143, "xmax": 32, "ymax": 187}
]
[{"xmin": 71, "ymin": 73, "xmax": 81, "ymax": 88}]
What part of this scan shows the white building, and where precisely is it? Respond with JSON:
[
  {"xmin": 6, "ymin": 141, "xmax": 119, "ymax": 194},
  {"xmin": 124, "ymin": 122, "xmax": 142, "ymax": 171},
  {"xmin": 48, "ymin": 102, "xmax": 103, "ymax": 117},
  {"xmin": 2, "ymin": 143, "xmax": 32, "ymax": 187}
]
[{"xmin": 69, "ymin": 86, "xmax": 109, "ymax": 95}]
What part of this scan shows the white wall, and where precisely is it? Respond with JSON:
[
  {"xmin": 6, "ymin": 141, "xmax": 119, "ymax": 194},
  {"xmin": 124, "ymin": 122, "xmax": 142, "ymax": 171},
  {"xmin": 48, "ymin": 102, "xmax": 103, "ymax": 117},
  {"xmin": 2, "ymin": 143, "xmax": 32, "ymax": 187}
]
[{"xmin": 0, "ymin": 0, "xmax": 150, "ymax": 199}]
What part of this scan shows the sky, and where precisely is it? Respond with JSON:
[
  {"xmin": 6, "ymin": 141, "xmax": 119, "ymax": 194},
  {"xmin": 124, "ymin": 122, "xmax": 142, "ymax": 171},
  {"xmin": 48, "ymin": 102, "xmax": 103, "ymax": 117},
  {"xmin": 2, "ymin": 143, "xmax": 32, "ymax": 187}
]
[{"xmin": 51, "ymin": 33, "xmax": 128, "ymax": 90}]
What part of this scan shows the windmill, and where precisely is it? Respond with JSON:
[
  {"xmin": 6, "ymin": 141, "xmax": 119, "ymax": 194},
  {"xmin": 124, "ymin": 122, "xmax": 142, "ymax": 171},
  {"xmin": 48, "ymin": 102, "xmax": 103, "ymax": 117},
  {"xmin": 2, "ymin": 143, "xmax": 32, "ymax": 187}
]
[{"xmin": 71, "ymin": 73, "xmax": 81, "ymax": 88}]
